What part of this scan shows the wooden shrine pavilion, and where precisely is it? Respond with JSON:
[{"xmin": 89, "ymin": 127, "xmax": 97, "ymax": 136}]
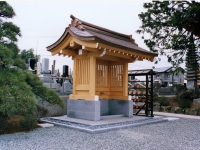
[{"xmin": 47, "ymin": 15, "xmax": 158, "ymax": 121}]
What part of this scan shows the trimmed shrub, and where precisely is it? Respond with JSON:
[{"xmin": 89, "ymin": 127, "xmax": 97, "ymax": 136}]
[
  {"xmin": 156, "ymin": 96, "xmax": 170, "ymax": 106},
  {"xmin": 19, "ymin": 114, "xmax": 37, "ymax": 131},
  {"xmin": 178, "ymin": 99, "xmax": 191, "ymax": 108},
  {"xmin": 0, "ymin": 114, "xmax": 8, "ymax": 133},
  {"xmin": 174, "ymin": 89, "xmax": 198, "ymax": 102}
]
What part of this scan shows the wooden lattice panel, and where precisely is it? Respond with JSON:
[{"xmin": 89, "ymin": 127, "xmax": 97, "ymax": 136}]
[
  {"xmin": 77, "ymin": 58, "xmax": 90, "ymax": 85},
  {"xmin": 110, "ymin": 64, "xmax": 123, "ymax": 87},
  {"xmin": 96, "ymin": 63, "xmax": 108, "ymax": 86}
]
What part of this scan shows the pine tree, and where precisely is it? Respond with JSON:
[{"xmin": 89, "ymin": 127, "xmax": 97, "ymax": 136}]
[
  {"xmin": 0, "ymin": 2, "xmax": 63, "ymax": 133},
  {"xmin": 137, "ymin": 1, "xmax": 200, "ymax": 89}
]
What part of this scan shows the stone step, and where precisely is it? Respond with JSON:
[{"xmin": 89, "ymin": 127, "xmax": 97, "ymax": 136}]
[{"xmin": 37, "ymin": 123, "xmax": 54, "ymax": 128}]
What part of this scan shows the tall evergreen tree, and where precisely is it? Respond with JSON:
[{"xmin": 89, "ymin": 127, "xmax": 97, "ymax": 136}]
[
  {"xmin": 137, "ymin": 1, "xmax": 200, "ymax": 89},
  {"xmin": 0, "ymin": 2, "xmax": 63, "ymax": 132}
]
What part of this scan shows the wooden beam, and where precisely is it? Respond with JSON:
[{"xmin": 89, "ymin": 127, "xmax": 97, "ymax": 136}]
[
  {"xmin": 69, "ymin": 94, "xmax": 98, "ymax": 101},
  {"xmin": 87, "ymin": 51, "xmax": 103, "ymax": 57},
  {"xmin": 98, "ymin": 43, "xmax": 156, "ymax": 60},
  {"xmin": 108, "ymin": 48, "xmax": 152, "ymax": 61},
  {"xmin": 138, "ymin": 57, "xmax": 143, "ymax": 61},
  {"xmin": 100, "ymin": 55, "xmax": 123, "ymax": 62},
  {"xmin": 107, "ymin": 50, "xmax": 133, "ymax": 59},
  {"xmin": 109, "ymin": 95, "xmax": 129, "ymax": 100},
  {"xmin": 125, "ymin": 58, "xmax": 137, "ymax": 63},
  {"xmin": 72, "ymin": 55, "xmax": 88, "ymax": 60},
  {"xmin": 62, "ymin": 49, "xmax": 77, "ymax": 56},
  {"xmin": 72, "ymin": 37, "xmax": 98, "ymax": 49},
  {"xmin": 78, "ymin": 49, "xmax": 88, "ymax": 56},
  {"xmin": 88, "ymin": 51, "xmax": 122, "ymax": 61},
  {"xmin": 82, "ymin": 46, "xmax": 100, "ymax": 53}
]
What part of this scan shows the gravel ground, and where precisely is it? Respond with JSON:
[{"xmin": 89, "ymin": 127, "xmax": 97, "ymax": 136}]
[{"xmin": 0, "ymin": 118, "xmax": 200, "ymax": 150}]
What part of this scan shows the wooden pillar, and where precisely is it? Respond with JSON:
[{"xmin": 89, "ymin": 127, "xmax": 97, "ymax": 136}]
[
  {"xmin": 89, "ymin": 56, "xmax": 96, "ymax": 96},
  {"xmin": 123, "ymin": 62, "xmax": 128, "ymax": 97},
  {"xmin": 72, "ymin": 59, "xmax": 77, "ymax": 95},
  {"xmin": 150, "ymin": 72, "xmax": 154, "ymax": 117},
  {"xmin": 145, "ymin": 74, "xmax": 149, "ymax": 116}
]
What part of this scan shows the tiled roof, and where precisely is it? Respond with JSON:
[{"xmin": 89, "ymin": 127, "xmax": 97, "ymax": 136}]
[
  {"xmin": 47, "ymin": 15, "xmax": 158, "ymax": 57},
  {"xmin": 82, "ymin": 26, "xmax": 153, "ymax": 54}
]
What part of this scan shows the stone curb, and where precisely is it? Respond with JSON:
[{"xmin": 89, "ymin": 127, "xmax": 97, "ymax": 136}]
[{"xmin": 40, "ymin": 118, "xmax": 168, "ymax": 134}]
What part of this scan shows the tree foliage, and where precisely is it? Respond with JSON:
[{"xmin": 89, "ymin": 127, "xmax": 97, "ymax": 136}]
[
  {"xmin": 137, "ymin": 1, "xmax": 200, "ymax": 70},
  {"xmin": 0, "ymin": 2, "xmax": 63, "ymax": 132},
  {"xmin": 20, "ymin": 48, "xmax": 40, "ymax": 65}
]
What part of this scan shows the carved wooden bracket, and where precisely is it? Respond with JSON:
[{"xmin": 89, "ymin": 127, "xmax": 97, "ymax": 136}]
[{"xmin": 69, "ymin": 14, "xmax": 85, "ymax": 31}]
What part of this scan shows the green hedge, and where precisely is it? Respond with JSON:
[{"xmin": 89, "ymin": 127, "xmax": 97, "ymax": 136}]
[{"xmin": 156, "ymin": 96, "xmax": 170, "ymax": 106}]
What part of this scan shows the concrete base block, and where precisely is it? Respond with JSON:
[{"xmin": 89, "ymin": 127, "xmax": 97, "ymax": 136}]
[
  {"xmin": 67, "ymin": 99, "xmax": 133, "ymax": 121},
  {"xmin": 100, "ymin": 100, "xmax": 109, "ymax": 116},
  {"xmin": 100, "ymin": 99, "xmax": 133, "ymax": 117},
  {"xmin": 67, "ymin": 99, "xmax": 100, "ymax": 121},
  {"xmin": 109, "ymin": 100, "xmax": 133, "ymax": 117}
]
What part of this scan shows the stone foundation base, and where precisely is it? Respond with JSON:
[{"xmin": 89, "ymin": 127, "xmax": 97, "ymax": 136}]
[{"xmin": 67, "ymin": 99, "xmax": 133, "ymax": 121}]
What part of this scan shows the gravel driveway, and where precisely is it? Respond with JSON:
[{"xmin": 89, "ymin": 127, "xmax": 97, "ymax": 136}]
[{"xmin": 0, "ymin": 118, "xmax": 200, "ymax": 150}]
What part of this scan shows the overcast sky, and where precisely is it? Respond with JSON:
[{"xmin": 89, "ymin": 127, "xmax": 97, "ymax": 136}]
[{"xmin": 8, "ymin": 1, "xmax": 174, "ymax": 73}]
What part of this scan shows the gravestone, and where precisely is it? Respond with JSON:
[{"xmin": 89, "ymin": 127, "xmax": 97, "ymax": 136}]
[{"xmin": 42, "ymin": 58, "xmax": 49, "ymax": 72}]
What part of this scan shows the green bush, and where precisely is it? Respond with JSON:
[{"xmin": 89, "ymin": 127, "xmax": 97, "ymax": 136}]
[
  {"xmin": 0, "ymin": 114, "xmax": 8, "ymax": 133},
  {"xmin": 177, "ymin": 99, "xmax": 191, "ymax": 108},
  {"xmin": 170, "ymin": 84, "xmax": 186, "ymax": 95},
  {"xmin": 156, "ymin": 96, "xmax": 170, "ymax": 106},
  {"xmin": 193, "ymin": 108, "xmax": 200, "ymax": 116},
  {"xmin": 19, "ymin": 114, "xmax": 37, "ymax": 131},
  {"xmin": 166, "ymin": 106, "xmax": 172, "ymax": 112},
  {"xmin": 174, "ymin": 89, "xmax": 198, "ymax": 102}
]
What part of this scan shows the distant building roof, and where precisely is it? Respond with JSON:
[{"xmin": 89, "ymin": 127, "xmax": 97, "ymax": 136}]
[
  {"xmin": 153, "ymin": 66, "xmax": 172, "ymax": 73},
  {"xmin": 128, "ymin": 69, "xmax": 155, "ymax": 76}
]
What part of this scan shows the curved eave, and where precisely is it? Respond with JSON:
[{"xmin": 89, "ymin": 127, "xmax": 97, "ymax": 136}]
[
  {"xmin": 47, "ymin": 27, "xmax": 157, "ymax": 59},
  {"xmin": 47, "ymin": 27, "xmax": 97, "ymax": 52},
  {"xmin": 93, "ymin": 37, "xmax": 158, "ymax": 57},
  {"xmin": 47, "ymin": 28, "xmax": 70, "ymax": 51}
]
